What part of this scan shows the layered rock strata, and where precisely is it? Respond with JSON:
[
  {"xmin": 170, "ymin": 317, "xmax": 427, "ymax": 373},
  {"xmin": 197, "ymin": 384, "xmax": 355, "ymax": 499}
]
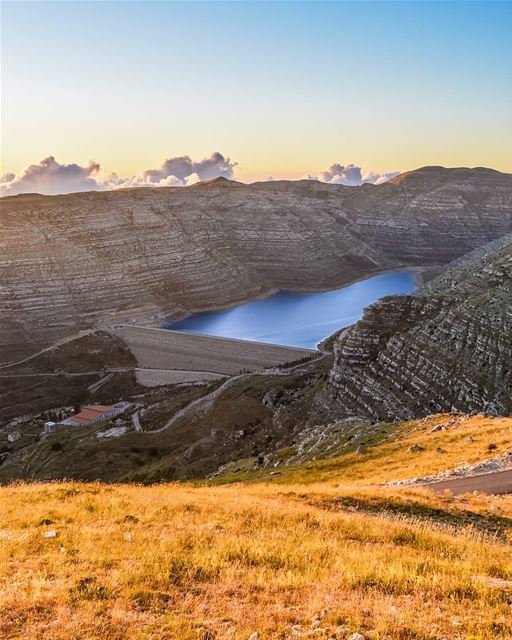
[
  {"xmin": 1, "ymin": 166, "xmax": 511, "ymax": 363},
  {"xmin": 327, "ymin": 234, "xmax": 512, "ymax": 418}
]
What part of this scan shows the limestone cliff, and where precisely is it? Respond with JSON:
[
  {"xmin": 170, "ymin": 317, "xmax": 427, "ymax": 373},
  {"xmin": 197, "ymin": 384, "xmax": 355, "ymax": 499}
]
[
  {"xmin": 327, "ymin": 234, "xmax": 512, "ymax": 418},
  {"xmin": 1, "ymin": 166, "xmax": 511, "ymax": 363}
]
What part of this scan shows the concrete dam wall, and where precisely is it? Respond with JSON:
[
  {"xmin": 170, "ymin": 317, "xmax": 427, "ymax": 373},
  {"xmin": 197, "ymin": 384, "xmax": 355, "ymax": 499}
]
[{"xmin": 117, "ymin": 325, "xmax": 316, "ymax": 375}]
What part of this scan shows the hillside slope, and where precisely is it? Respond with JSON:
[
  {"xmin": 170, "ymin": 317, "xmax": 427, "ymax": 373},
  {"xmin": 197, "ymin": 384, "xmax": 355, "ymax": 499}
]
[
  {"xmin": 327, "ymin": 233, "xmax": 512, "ymax": 419},
  {"xmin": 2, "ymin": 166, "xmax": 511, "ymax": 363},
  {"xmin": 1, "ymin": 414, "xmax": 512, "ymax": 640}
]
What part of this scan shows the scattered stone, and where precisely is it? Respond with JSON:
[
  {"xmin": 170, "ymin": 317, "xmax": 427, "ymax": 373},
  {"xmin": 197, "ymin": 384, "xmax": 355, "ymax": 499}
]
[
  {"xmin": 356, "ymin": 444, "xmax": 367, "ymax": 454},
  {"xmin": 248, "ymin": 633, "xmax": 259, "ymax": 640},
  {"xmin": 436, "ymin": 447, "xmax": 446, "ymax": 454},
  {"xmin": 43, "ymin": 530, "xmax": 57, "ymax": 538},
  {"xmin": 386, "ymin": 449, "xmax": 512, "ymax": 487},
  {"xmin": 409, "ymin": 443, "xmax": 425, "ymax": 453},
  {"xmin": 96, "ymin": 426, "xmax": 127, "ymax": 439},
  {"xmin": 348, "ymin": 634, "xmax": 367, "ymax": 640},
  {"xmin": 465, "ymin": 435, "xmax": 475, "ymax": 443}
]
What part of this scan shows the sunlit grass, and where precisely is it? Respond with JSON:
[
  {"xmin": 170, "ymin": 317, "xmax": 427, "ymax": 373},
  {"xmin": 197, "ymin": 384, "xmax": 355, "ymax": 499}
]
[
  {"xmin": 1, "ymin": 414, "xmax": 512, "ymax": 639},
  {"xmin": 215, "ymin": 414, "xmax": 512, "ymax": 485}
]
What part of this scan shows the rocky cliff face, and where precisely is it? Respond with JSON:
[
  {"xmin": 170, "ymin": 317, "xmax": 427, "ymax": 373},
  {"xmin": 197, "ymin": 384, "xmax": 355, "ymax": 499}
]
[
  {"xmin": 1, "ymin": 166, "xmax": 511, "ymax": 363},
  {"xmin": 327, "ymin": 234, "xmax": 512, "ymax": 418}
]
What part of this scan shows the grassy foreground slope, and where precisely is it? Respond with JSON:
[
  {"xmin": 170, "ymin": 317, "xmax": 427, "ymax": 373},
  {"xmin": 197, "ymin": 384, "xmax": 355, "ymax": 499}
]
[{"xmin": 1, "ymin": 415, "xmax": 512, "ymax": 640}]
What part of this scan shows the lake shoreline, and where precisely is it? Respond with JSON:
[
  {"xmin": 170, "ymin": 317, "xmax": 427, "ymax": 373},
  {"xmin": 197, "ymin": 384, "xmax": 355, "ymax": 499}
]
[
  {"xmin": 164, "ymin": 265, "xmax": 427, "ymax": 325},
  {"xmin": 166, "ymin": 270, "xmax": 420, "ymax": 349}
]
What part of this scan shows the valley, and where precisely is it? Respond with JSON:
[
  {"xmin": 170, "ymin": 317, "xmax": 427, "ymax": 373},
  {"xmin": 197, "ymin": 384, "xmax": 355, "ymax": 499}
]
[
  {"xmin": 0, "ymin": 172, "xmax": 511, "ymax": 640},
  {"xmin": 2, "ymin": 167, "xmax": 511, "ymax": 364},
  {"xmin": 0, "ymin": 168, "xmax": 511, "ymax": 486},
  {"xmin": 3, "ymin": 2, "xmax": 512, "ymax": 638}
]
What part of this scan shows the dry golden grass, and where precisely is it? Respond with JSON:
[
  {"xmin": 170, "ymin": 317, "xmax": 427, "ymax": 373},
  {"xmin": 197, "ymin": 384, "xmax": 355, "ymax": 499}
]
[
  {"xmin": 1, "ymin": 415, "xmax": 512, "ymax": 640},
  {"xmin": 234, "ymin": 414, "xmax": 512, "ymax": 486}
]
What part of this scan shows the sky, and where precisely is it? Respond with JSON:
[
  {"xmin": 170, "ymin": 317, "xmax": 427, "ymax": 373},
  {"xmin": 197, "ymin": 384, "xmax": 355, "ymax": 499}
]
[{"xmin": 1, "ymin": 0, "xmax": 511, "ymax": 194}]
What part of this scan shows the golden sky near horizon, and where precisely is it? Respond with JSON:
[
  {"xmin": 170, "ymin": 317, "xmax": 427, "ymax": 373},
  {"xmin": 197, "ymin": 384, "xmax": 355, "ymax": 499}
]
[{"xmin": 2, "ymin": 1, "xmax": 511, "ymax": 189}]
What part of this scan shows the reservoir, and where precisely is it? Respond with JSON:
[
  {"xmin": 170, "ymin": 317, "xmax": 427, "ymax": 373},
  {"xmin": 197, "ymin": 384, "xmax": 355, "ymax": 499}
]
[{"xmin": 167, "ymin": 271, "xmax": 417, "ymax": 349}]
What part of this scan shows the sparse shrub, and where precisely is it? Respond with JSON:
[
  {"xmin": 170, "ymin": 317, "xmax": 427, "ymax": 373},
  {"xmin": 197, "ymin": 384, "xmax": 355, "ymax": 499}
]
[
  {"xmin": 132, "ymin": 589, "xmax": 173, "ymax": 612},
  {"xmin": 70, "ymin": 577, "xmax": 110, "ymax": 601},
  {"xmin": 123, "ymin": 514, "xmax": 139, "ymax": 523},
  {"xmin": 168, "ymin": 558, "xmax": 219, "ymax": 588}
]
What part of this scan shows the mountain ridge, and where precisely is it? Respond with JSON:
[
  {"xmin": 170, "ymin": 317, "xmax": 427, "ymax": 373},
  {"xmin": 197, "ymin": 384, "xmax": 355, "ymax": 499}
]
[{"xmin": 1, "ymin": 166, "xmax": 511, "ymax": 363}]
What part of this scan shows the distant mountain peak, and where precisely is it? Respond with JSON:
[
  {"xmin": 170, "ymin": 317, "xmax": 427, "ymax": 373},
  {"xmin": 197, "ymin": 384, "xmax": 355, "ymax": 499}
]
[
  {"xmin": 388, "ymin": 165, "xmax": 507, "ymax": 186},
  {"xmin": 193, "ymin": 176, "xmax": 243, "ymax": 188}
]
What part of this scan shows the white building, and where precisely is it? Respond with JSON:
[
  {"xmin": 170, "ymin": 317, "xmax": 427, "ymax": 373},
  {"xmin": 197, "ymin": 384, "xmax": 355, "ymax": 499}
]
[{"xmin": 44, "ymin": 421, "xmax": 58, "ymax": 434}]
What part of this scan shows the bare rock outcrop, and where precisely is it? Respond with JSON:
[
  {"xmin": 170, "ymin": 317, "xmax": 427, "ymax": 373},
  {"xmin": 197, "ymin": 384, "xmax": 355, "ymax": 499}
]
[
  {"xmin": 1, "ymin": 166, "xmax": 511, "ymax": 363},
  {"xmin": 327, "ymin": 234, "xmax": 512, "ymax": 418}
]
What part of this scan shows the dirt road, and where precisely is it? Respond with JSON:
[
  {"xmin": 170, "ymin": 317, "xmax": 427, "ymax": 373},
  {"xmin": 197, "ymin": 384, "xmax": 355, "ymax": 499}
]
[
  {"xmin": 0, "ymin": 330, "xmax": 95, "ymax": 369},
  {"xmin": 145, "ymin": 353, "xmax": 328, "ymax": 434},
  {"xmin": 428, "ymin": 468, "xmax": 512, "ymax": 495}
]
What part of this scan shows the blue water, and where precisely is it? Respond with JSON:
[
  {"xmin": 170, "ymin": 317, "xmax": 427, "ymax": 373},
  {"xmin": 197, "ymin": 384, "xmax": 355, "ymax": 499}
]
[{"xmin": 167, "ymin": 272, "xmax": 417, "ymax": 349}]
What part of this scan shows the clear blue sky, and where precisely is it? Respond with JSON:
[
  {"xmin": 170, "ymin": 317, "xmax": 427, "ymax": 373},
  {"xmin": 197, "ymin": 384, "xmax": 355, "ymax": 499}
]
[{"xmin": 2, "ymin": 0, "xmax": 511, "ymax": 182}]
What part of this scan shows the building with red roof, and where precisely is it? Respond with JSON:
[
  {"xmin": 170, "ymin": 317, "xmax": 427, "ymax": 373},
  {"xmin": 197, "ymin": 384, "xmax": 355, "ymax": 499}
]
[{"xmin": 61, "ymin": 402, "xmax": 131, "ymax": 427}]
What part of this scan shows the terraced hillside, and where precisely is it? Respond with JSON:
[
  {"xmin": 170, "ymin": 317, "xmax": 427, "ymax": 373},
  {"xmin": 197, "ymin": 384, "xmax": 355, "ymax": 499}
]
[
  {"xmin": 326, "ymin": 234, "xmax": 512, "ymax": 419},
  {"xmin": 2, "ymin": 166, "xmax": 511, "ymax": 363}
]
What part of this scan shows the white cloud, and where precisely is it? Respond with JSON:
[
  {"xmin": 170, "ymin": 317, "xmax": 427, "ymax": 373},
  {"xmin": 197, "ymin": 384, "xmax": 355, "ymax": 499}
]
[
  {"xmin": 363, "ymin": 170, "xmax": 400, "ymax": 185},
  {"xmin": 320, "ymin": 163, "xmax": 363, "ymax": 186},
  {"xmin": 308, "ymin": 163, "xmax": 399, "ymax": 186},
  {"xmin": 0, "ymin": 172, "xmax": 15, "ymax": 184},
  {"xmin": 0, "ymin": 157, "xmax": 101, "ymax": 196},
  {"xmin": 138, "ymin": 152, "xmax": 237, "ymax": 187},
  {"xmin": 0, "ymin": 152, "xmax": 238, "ymax": 196},
  {"xmin": 1, "ymin": 154, "xmax": 399, "ymax": 196}
]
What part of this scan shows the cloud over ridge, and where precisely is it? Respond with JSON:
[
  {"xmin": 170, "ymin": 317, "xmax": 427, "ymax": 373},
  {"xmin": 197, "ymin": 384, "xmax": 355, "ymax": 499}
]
[
  {"xmin": 1, "ymin": 155, "xmax": 398, "ymax": 196},
  {"xmin": 306, "ymin": 163, "xmax": 399, "ymax": 186},
  {"xmin": 0, "ymin": 157, "xmax": 101, "ymax": 196}
]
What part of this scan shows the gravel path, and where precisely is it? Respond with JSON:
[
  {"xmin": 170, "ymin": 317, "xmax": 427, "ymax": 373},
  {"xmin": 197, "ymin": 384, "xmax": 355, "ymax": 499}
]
[{"xmin": 428, "ymin": 468, "xmax": 512, "ymax": 495}]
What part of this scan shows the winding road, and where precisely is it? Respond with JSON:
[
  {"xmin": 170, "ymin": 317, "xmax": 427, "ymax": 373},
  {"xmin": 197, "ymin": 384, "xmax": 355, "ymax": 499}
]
[{"xmin": 144, "ymin": 353, "xmax": 328, "ymax": 434}]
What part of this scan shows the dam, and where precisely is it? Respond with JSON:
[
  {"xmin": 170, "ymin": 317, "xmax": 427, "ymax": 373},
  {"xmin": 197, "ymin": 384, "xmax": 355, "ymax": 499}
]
[{"xmin": 119, "ymin": 271, "xmax": 417, "ymax": 378}]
